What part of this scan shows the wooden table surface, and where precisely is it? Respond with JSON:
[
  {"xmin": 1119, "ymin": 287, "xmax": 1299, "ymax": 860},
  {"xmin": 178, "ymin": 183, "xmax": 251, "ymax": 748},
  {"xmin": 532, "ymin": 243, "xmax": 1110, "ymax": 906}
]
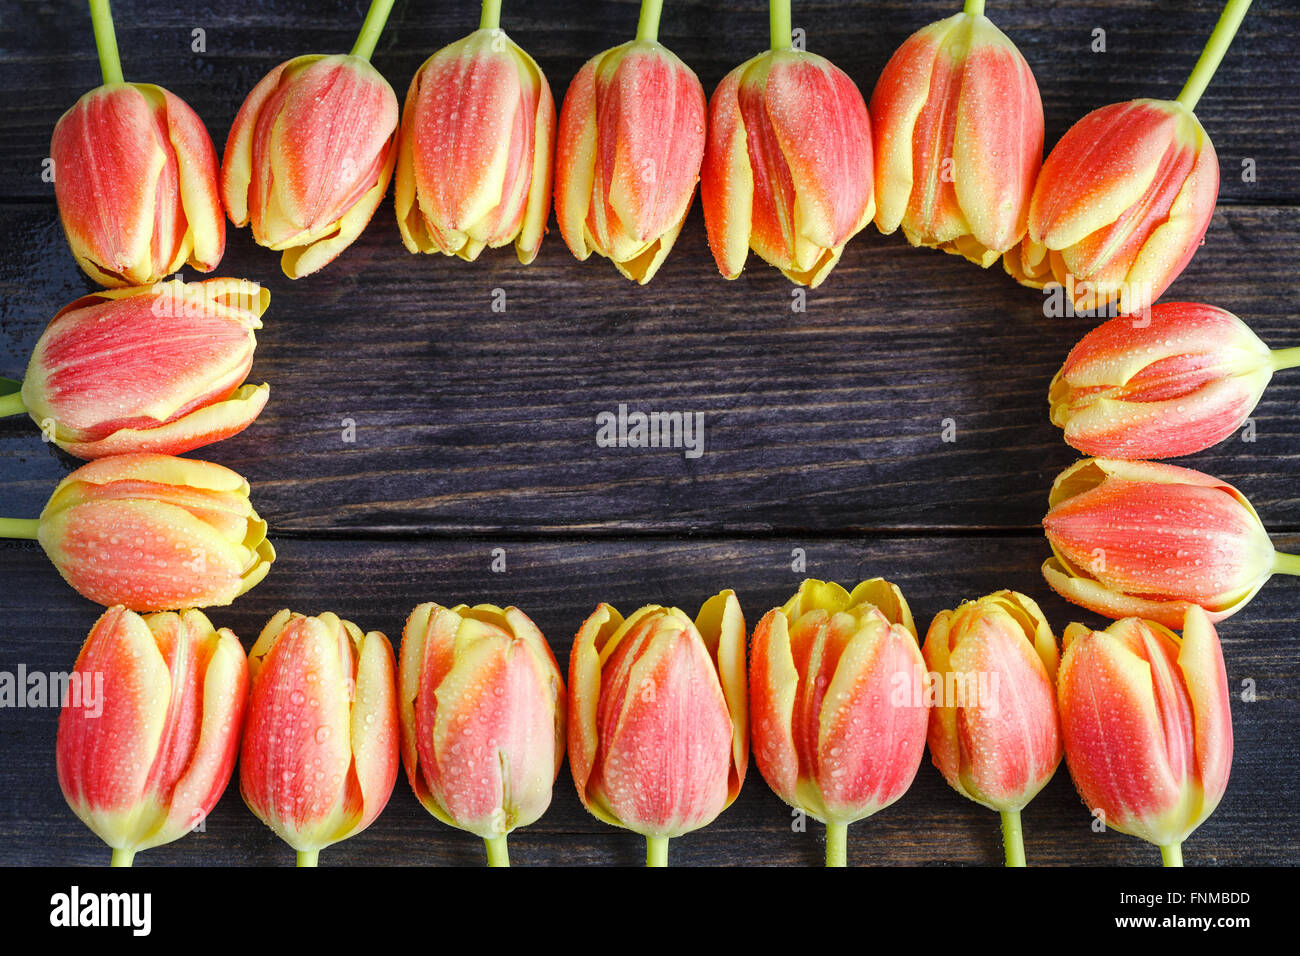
[{"xmin": 0, "ymin": 0, "xmax": 1296, "ymax": 867}]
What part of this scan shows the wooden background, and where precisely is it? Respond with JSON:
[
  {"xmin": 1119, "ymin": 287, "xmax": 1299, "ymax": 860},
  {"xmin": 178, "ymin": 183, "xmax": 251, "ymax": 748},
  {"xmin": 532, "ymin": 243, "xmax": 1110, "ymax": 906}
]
[{"xmin": 0, "ymin": 0, "xmax": 1296, "ymax": 866}]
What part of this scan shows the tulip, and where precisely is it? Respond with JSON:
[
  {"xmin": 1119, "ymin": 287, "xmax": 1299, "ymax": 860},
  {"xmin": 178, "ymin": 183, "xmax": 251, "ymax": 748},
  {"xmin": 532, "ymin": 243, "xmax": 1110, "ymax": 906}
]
[
  {"xmin": 0, "ymin": 279, "xmax": 269, "ymax": 459},
  {"xmin": 0, "ymin": 453, "xmax": 274, "ymax": 611},
  {"xmin": 869, "ymin": 1, "xmax": 1043, "ymax": 267},
  {"xmin": 1050, "ymin": 302, "xmax": 1300, "ymax": 460},
  {"xmin": 750, "ymin": 578, "xmax": 928, "ymax": 866},
  {"xmin": 241, "ymin": 610, "xmax": 399, "ymax": 866},
  {"xmin": 398, "ymin": 602, "xmax": 565, "ymax": 866},
  {"xmin": 394, "ymin": 1, "xmax": 554, "ymax": 264},
  {"xmin": 1005, "ymin": 0, "xmax": 1252, "ymax": 316},
  {"xmin": 569, "ymin": 590, "xmax": 747, "ymax": 866},
  {"xmin": 1057, "ymin": 607, "xmax": 1232, "ymax": 865},
  {"xmin": 699, "ymin": 0, "xmax": 874, "ymax": 287},
  {"xmin": 553, "ymin": 1, "xmax": 706, "ymax": 282},
  {"xmin": 52, "ymin": 1, "xmax": 225, "ymax": 287},
  {"xmin": 57, "ymin": 606, "xmax": 248, "ymax": 866},
  {"xmin": 221, "ymin": 0, "xmax": 399, "ymax": 278},
  {"xmin": 922, "ymin": 590, "xmax": 1061, "ymax": 866},
  {"xmin": 1041, "ymin": 457, "xmax": 1300, "ymax": 628}
]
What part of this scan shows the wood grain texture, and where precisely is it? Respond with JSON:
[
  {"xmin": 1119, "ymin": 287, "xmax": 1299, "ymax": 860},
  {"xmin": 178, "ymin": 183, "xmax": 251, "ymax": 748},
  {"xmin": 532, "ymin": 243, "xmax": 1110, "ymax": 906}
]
[
  {"xmin": 0, "ymin": 0, "xmax": 1297, "ymax": 868},
  {"xmin": 2, "ymin": 535, "xmax": 1295, "ymax": 866}
]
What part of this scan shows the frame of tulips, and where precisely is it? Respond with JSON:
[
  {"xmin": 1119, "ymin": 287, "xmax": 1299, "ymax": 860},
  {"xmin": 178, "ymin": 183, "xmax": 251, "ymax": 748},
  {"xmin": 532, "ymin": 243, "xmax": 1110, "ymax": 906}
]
[{"xmin": 0, "ymin": 0, "xmax": 1295, "ymax": 870}]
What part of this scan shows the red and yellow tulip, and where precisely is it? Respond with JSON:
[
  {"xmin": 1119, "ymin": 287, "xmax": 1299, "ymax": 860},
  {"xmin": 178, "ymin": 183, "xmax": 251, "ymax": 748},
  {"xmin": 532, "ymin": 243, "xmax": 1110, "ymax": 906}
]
[
  {"xmin": 1057, "ymin": 607, "xmax": 1232, "ymax": 865},
  {"xmin": 569, "ymin": 590, "xmax": 748, "ymax": 866},
  {"xmin": 870, "ymin": 1, "xmax": 1043, "ymax": 267},
  {"xmin": 1005, "ymin": 1, "xmax": 1251, "ymax": 315},
  {"xmin": 394, "ymin": 1, "xmax": 554, "ymax": 264},
  {"xmin": 52, "ymin": 1, "xmax": 224, "ymax": 287},
  {"xmin": 554, "ymin": 1, "xmax": 706, "ymax": 282},
  {"xmin": 240, "ymin": 610, "xmax": 399, "ymax": 866},
  {"xmin": 1042, "ymin": 457, "xmax": 1299, "ymax": 628},
  {"xmin": 1050, "ymin": 302, "xmax": 1299, "ymax": 460},
  {"xmin": 922, "ymin": 590, "xmax": 1061, "ymax": 866},
  {"xmin": 750, "ymin": 578, "xmax": 927, "ymax": 866},
  {"xmin": 221, "ymin": 1, "xmax": 399, "ymax": 278},
  {"xmin": 0, "ymin": 453, "xmax": 273, "ymax": 611},
  {"xmin": 398, "ymin": 602, "xmax": 565, "ymax": 866},
  {"xmin": 700, "ymin": 0, "xmax": 873, "ymax": 287},
  {"xmin": 4, "ymin": 279, "xmax": 268, "ymax": 459},
  {"xmin": 57, "ymin": 606, "xmax": 248, "ymax": 866}
]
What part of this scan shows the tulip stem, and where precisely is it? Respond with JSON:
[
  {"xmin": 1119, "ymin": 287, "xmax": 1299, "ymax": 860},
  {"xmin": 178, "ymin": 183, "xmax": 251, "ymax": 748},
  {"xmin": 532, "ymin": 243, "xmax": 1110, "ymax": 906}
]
[
  {"xmin": 769, "ymin": 0, "xmax": 792, "ymax": 51},
  {"xmin": 1273, "ymin": 551, "xmax": 1300, "ymax": 576},
  {"xmin": 825, "ymin": 823, "xmax": 848, "ymax": 867},
  {"xmin": 88, "ymin": 0, "xmax": 124, "ymax": 84},
  {"xmin": 1000, "ymin": 810, "xmax": 1026, "ymax": 867},
  {"xmin": 0, "ymin": 518, "xmax": 40, "ymax": 540},
  {"xmin": 963, "ymin": 0, "xmax": 986, "ymax": 16},
  {"xmin": 484, "ymin": 834, "xmax": 510, "ymax": 867},
  {"xmin": 635, "ymin": 0, "xmax": 664, "ymax": 43},
  {"xmin": 296, "ymin": 849, "xmax": 319, "ymax": 867},
  {"xmin": 645, "ymin": 836, "xmax": 669, "ymax": 867},
  {"xmin": 109, "ymin": 848, "xmax": 134, "ymax": 867},
  {"xmin": 1271, "ymin": 346, "xmax": 1300, "ymax": 371},
  {"xmin": 1176, "ymin": 0, "xmax": 1252, "ymax": 112},
  {"xmin": 350, "ymin": 0, "xmax": 395, "ymax": 61},
  {"xmin": 0, "ymin": 391, "xmax": 26, "ymax": 418},
  {"xmin": 479, "ymin": 0, "xmax": 503, "ymax": 32},
  {"xmin": 1161, "ymin": 843, "xmax": 1184, "ymax": 867}
]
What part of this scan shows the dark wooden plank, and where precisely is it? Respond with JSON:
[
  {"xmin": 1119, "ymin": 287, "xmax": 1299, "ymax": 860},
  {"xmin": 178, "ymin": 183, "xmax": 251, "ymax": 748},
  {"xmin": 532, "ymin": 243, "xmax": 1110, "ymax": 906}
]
[
  {"xmin": 2, "ymin": 534, "xmax": 1295, "ymax": 866},
  {"xmin": 0, "ymin": 1, "xmax": 1295, "ymax": 203},
  {"xmin": 2, "ymin": 203, "xmax": 1299, "ymax": 535}
]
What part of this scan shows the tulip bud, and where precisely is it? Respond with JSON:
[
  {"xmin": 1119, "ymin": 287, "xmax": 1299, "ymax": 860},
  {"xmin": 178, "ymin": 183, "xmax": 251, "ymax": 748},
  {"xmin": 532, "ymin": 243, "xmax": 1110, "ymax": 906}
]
[
  {"xmin": 554, "ymin": 28, "xmax": 706, "ymax": 283},
  {"xmin": 700, "ymin": 35, "xmax": 873, "ymax": 287},
  {"xmin": 398, "ymin": 602, "xmax": 565, "ymax": 866},
  {"xmin": 57, "ymin": 606, "xmax": 248, "ymax": 866},
  {"xmin": 1005, "ymin": 1, "xmax": 1252, "ymax": 315},
  {"xmin": 8, "ymin": 278, "xmax": 269, "ymax": 459},
  {"xmin": 221, "ymin": 54, "xmax": 399, "ymax": 278},
  {"xmin": 750, "ymin": 578, "xmax": 927, "ymax": 866},
  {"xmin": 870, "ymin": 6, "xmax": 1043, "ymax": 267},
  {"xmin": 922, "ymin": 590, "xmax": 1061, "ymax": 866},
  {"xmin": 569, "ymin": 590, "xmax": 748, "ymax": 866},
  {"xmin": 0, "ymin": 453, "xmax": 275, "ymax": 611},
  {"xmin": 394, "ymin": 23, "xmax": 555, "ymax": 264},
  {"xmin": 1058, "ymin": 607, "xmax": 1232, "ymax": 865},
  {"xmin": 1050, "ymin": 302, "xmax": 1300, "ymax": 460},
  {"xmin": 241, "ymin": 610, "xmax": 399, "ymax": 866},
  {"xmin": 1042, "ymin": 457, "xmax": 1300, "ymax": 628},
  {"xmin": 52, "ymin": 82, "xmax": 225, "ymax": 288}
]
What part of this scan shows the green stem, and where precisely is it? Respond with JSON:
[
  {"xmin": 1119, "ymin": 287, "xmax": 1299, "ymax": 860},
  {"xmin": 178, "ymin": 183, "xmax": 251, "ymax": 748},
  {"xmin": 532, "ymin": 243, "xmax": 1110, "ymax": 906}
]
[
  {"xmin": 109, "ymin": 847, "xmax": 135, "ymax": 867},
  {"xmin": 769, "ymin": 0, "xmax": 792, "ymax": 51},
  {"xmin": 1270, "ymin": 346, "xmax": 1300, "ymax": 371},
  {"xmin": 0, "ymin": 391, "xmax": 26, "ymax": 418},
  {"xmin": 296, "ymin": 849, "xmax": 319, "ymax": 867},
  {"xmin": 963, "ymin": 0, "xmax": 986, "ymax": 16},
  {"xmin": 1273, "ymin": 551, "xmax": 1300, "ymax": 576},
  {"xmin": 349, "ymin": 0, "xmax": 396, "ymax": 61},
  {"xmin": 485, "ymin": 834, "xmax": 510, "ymax": 867},
  {"xmin": 479, "ymin": 0, "xmax": 503, "ymax": 31},
  {"xmin": 1176, "ymin": 0, "xmax": 1252, "ymax": 112},
  {"xmin": 825, "ymin": 822, "xmax": 848, "ymax": 867},
  {"xmin": 0, "ymin": 518, "xmax": 40, "ymax": 540},
  {"xmin": 636, "ymin": 0, "xmax": 664, "ymax": 43},
  {"xmin": 1001, "ymin": 810, "xmax": 1026, "ymax": 867},
  {"xmin": 88, "ymin": 0, "xmax": 124, "ymax": 84},
  {"xmin": 1160, "ymin": 843, "xmax": 1184, "ymax": 867},
  {"xmin": 645, "ymin": 835, "xmax": 669, "ymax": 867}
]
